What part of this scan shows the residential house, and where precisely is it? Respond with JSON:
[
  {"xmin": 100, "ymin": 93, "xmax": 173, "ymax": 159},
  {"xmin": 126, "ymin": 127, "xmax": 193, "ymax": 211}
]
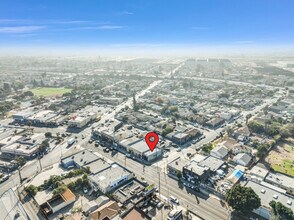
[
  {"xmin": 233, "ymin": 153, "xmax": 252, "ymax": 167},
  {"xmin": 210, "ymin": 144, "xmax": 228, "ymax": 159},
  {"xmin": 90, "ymin": 201, "xmax": 120, "ymax": 220}
]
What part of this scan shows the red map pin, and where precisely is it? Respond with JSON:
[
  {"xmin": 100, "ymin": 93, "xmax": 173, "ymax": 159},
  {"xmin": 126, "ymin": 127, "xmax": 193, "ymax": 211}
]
[{"xmin": 145, "ymin": 132, "xmax": 159, "ymax": 152}]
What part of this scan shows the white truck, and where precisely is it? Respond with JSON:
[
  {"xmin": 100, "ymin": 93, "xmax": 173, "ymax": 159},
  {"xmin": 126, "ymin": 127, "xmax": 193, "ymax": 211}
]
[{"xmin": 67, "ymin": 138, "xmax": 75, "ymax": 146}]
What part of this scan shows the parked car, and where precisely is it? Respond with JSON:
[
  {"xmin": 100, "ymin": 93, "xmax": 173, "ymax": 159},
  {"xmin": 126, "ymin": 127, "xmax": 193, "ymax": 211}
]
[
  {"xmin": 169, "ymin": 196, "xmax": 179, "ymax": 204},
  {"xmin": 157, "ymin": 202, "xmax": 164, "ymax": 209},
  {"xmin": 103, "ymin": 148, "xmax": 110, "ymax": 153}
]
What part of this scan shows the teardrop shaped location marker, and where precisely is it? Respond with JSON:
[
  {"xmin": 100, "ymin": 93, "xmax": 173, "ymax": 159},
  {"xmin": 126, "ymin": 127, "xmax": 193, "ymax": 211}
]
[{"xmin": 145, "ymin": 132, "xmax": 159, "ymax": 152}]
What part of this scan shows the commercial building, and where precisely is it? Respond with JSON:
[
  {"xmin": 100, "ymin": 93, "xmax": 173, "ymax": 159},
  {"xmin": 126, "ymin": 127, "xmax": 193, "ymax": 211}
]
[
  {"xmin": 40, "ymin": 188, "xmax": 76, "ymax": 215},
  {"xmin": 245, "ymin": 180, "xmax": 294, "ymax": 220},
  {"xmin": 167, "ymin": 157, "xmax": 189, "ymax": 179},
  {"xmin": 12, "ymin": 109, "xmax": 61, "ymax": 127},
  {"xmin": 1, "ymin": 133, "xmax": 44, "ymax": 158},
  {"xmin": 183, "ymin": 161, "xmax": 210, "ymax": 185},
  {"xmin": 265, "ymin": 172, "xmax": 294, "ymax": 195},
  {"xmin": 68, "ymin": 112, "xmax": 97, "ymax": 128},
  {"xmin": 113, "ymin": 179, "xmax": 146, "ymax": 205},
  {"xmin": 88, "ymin": 163, "xmax": 133, "ymax": 194},
  {"xmin": 61, "ymin": 150, "xmax": 100, "ymax": 168},
  {"xmin": 198, "ymin": 156, "xmax": 225, "ymax": 173},
  {"xmin": 125, "ymin": 139, "xmax": 163, "ymax": 162},
  {"xmin": 97, "ymin": 97, "xmax": 123, "ymax": 106},
  {"xmin": 12, "ymin": 109, "xmax": 34, "ymax": 122},
  {"xmin": 248, "ymin": 165, "xmax": 269, "ymax": 182}
]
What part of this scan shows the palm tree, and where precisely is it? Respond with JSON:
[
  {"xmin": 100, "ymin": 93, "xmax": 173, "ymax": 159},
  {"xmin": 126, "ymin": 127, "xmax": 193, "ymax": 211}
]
[{"xmin": 245, "ymin": 114, "xmax": 251, "ymax": 125}]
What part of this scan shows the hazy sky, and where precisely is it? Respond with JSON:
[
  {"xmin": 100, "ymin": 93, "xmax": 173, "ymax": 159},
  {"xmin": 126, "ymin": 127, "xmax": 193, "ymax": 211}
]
[{"xmin": 0, "ymin": 0, "xmax": 294, "ymax": 56}]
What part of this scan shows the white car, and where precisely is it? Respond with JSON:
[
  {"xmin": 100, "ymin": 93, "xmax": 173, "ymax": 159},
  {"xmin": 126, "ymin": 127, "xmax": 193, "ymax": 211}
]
[
  {"xmin": 157, "ymin": 202, "xmax": 164, "ymax": 209},
  {"xmin": 169, "ymin": 196, "xmax": 179, "ymax": 204}
]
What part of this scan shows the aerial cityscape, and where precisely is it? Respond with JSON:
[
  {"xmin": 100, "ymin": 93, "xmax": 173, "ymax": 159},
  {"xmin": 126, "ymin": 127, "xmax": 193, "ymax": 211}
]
[{"xmin": 0, "ymin": 1, "xmax": 293, "ymax": 220}]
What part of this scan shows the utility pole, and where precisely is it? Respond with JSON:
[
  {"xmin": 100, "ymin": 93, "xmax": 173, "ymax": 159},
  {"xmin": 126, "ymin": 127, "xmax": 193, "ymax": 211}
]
[
  {"xmin": 38, "ymin": 157, "xmax": 42, "ymax": 170},
  {"xmin": 18, "ymin": 168, "xmax": 23, "ymax": 184}
]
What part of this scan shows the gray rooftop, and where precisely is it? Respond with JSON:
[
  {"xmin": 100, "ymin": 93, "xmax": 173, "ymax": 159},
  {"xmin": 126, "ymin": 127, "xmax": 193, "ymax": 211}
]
[
  {"xmin": 62, "ymin": 150, "xmax": 100, "ymax": 167},
  {"xmin": 185, "ymin": 161, "xmax": 209, "ymax": 176},
  {"xmin": 198, "ymin": 156, "xmax": 225, "ymax": 172},
  {"xmin": 90, "ymin": 163, "xmax": 131, "ymax": 190},
  {"xmin": 245, "ymin": 180, "xmax": 293, "ymax": 210},
  {"xmin": 265, "ymin": 172, "xmax": 294, "ymax": 190},
  {"xmin": 84, "ymin": 159, "xmax": 111, "ymax": 174},
  {"xmin": 234, "ymin": 153, "xmax": 252, "ymax": 165},
  {"xmin": 128, "ymin": 139, "xmax": 149, "ymax": 154},
  {"xmin": 168, "ymin": 157, "xmax": 189, "ymax": 172}
]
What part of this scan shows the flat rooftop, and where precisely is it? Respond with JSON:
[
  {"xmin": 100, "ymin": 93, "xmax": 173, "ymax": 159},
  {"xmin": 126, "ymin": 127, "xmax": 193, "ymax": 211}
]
[
  {"xmin": 265, "ymin": 172, "xmax": 293, "ymax": 190},
  {"xmin": 0, "ymin": 135, "xmax": 22, "ymax": 147},
  {"xmin": 198, "ymin": 156, "xmax": 225, "ymax": 172},
  {"xmin": 128, "ymin": 139, "xmax": 149, "ymax": 154},
  {"xmin": 62, "ymin": 150, "xmax": 100, "ymax": 167},
  {"xmin": 113, "ymin": 180, "xmax": 145, "ymax": 204},
  {"xmin": 2, "ymin": 142, "xmax": 39, "ymax": 155},
  {"xmin": 168, "ymin": 157, "xmax": 189, "ymax": 171},
  {"xmin": 185, "ymin": 161, "xmax": 209, "ymax": 176},
  {"xmin": 28, "ymin": 110, "xmax": 57, "ymax": 122},
  {"xmin": 90, "ymin": 163, "xmax": 131, "ymax": 190},
  {"xmin": 85, "ymin": 159, "xmax": 111, "ymax": 174},
  {"xmin": 245, "ymin": 180, "xmax": 293, "ymax": 210}
]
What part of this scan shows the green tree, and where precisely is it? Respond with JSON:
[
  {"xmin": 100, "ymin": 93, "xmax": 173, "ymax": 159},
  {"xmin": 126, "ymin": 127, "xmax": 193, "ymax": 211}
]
[
  {"xmin": 265, "ymin": 122, "xmax": 281, "ymax": 137},
  {"xmin": 269, "ymin": 200, "xmax": 294, "ymax": 220},
  {"xmin": 162, "ymin": 126, "xmax": 173, "ymax": 136},
  {"xmin": 52, "ymin": 185, "xmax": 67, "ymax": 195},
  {"xmin": 248, "ymin": 121, "xmax": 264, "ymax": 133},
  {"xmin": 245, "ymin": 114, "xmax": 252, "ymax": 125},
  {"xmin": 257, "ymin": 143, "xmax": 270, "ymax": 158},
  {"xmin": 202, "ymin": 143, "xmax": 213, "ymax": 153},
  {"xmin": 226, "ymin": 126, "xmax": 234, "ymax": 137},
  {"xmin": 45, "ymin": 132, "xmax": 52, "ymax": 138},
  {"xmin": 226, "ymin": 185, "xmax": 261, "ymax": 214},
  {"xmin": 23, "ymin": 91, "xmax": 34, "ymax": 97},
  {"xmin": 26, "ymin": 121, "xmax": 32, "ymax": 127},
  {"xmin": 25, "ymin": 185, "xmax": 38, "ymax": 196},
  {"xmin": 39, "ymin": 140, "xmax": 49, "ymax": 152},
  {"xmin": 15, "ymin": 156, "xmax": 26, "ymax": 167}
]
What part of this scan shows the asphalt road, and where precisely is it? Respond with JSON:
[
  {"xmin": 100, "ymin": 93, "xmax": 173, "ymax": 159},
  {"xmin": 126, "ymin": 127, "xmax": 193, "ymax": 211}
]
[
  {"xmin": 0, "ymin": 63, "xmax": 283, "ymax": 219},
  {"xmin": 84, "ymin": 142, "xmax": 229, "ymax": 220}
]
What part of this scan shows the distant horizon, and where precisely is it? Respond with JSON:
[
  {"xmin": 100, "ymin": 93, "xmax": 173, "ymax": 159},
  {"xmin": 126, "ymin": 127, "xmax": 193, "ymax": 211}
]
[{"xmin": 1, "ymin": 44, "xmax": 294, "ymax": 58}]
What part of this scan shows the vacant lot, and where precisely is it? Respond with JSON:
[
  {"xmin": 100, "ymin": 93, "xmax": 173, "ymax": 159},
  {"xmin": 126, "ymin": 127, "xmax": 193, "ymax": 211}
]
[
  {"xmin": 30, "ymin": 87, "xmax": 72, "ymax": 97},
  {"xmin": 266, "ymin": 141, "xmax": 294, "ymax": 177}
]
